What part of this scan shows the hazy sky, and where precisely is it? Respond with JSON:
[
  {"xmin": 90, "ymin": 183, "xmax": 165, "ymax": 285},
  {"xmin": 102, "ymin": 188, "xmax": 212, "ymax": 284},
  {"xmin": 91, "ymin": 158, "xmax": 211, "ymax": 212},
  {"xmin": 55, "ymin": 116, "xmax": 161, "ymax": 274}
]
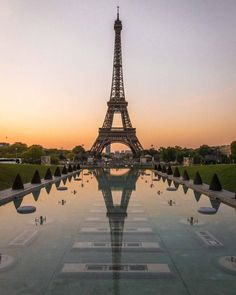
[{"xmin": 0, "ymin": 0, "xmax": 236, "ymax": 150}]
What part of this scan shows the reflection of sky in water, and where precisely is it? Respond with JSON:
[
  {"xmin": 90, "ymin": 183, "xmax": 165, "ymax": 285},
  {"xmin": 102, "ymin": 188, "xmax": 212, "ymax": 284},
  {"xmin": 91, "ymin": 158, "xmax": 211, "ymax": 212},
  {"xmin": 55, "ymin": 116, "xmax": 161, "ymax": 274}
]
[{"xmin": 0, "ymin": 168, "xmax": 236, "ymax": 295}]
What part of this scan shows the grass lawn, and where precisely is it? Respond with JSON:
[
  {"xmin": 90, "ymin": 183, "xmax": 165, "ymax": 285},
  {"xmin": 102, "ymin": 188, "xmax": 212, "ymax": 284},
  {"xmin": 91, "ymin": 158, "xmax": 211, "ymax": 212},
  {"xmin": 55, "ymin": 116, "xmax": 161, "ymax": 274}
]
[
  {"xmin": 0, "ymin": 164, "xmax": 58, "ymax": 191},
  {"xmin": 178, "ymin": 164, "xmax": 236, "ymax": 193}
]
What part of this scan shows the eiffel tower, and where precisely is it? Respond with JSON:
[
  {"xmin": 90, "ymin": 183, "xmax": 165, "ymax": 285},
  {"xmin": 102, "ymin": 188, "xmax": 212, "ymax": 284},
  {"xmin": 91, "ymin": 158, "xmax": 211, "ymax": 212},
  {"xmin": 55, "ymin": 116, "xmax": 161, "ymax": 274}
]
[
  {"xmin": 90, "ymin": 7, "xmax": 143, "ymax": 156},
  {"xmin": 94, "ymin": 168, "xmax": 139, "ymax": 290}
]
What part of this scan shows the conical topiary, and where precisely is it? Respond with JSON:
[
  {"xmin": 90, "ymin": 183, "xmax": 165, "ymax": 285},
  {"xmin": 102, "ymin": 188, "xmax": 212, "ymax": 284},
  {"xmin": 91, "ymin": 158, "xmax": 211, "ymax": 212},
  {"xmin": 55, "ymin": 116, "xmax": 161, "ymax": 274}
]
[
  {"xmin": 162, "ymin": 165, "xmax": 167, "ymax": 173},
  {"xmin": 209, "ymin": 173, "xmax": 222, "ymax": 191},
  {"xmin": 167, "ymin": 166, "xmax": 173, "ymax": 175},
  {"xmin": 182, "ymin": 184, "xmax": 188, "ymax": 194},
  {"xmin": 193, "ymin": 172, "xmax": 202, "ymax": 185},
  {"xmin": 154, "ymin": 164, "xmax": 157, "ymax": 170},
  {"xmin": 157, "ymin": 164, "xmax": 162, "ymax": 171},
  {"xmin": 167, "ymin": 179, "xmax": 172, "ymax": 187},
  {"xmin": 61, "ymin": 166, "xmax": 68, "ymax": 175},
  {"xmin": 45, "ymin": 183, "xmax": 52, "ymax": 194},
  {"xmin": 72, "ymin": 165, "xmax": 76, "ymax": 171},
  {"xmin": 173, "ymin": 167, "xmax": 180, "ymax": 177},
  {"xmin": 210, "ymin": 198, "xmax": 221, "ymax": 211},
  {"xmin": 54, "ymin": 167, "xmax": 61, "ymax": 177},
  {"xmin": 32, "ymin": 189, "xmax": 41, "ymax": 201},
  {"xmin": 182, "ymin": 170, "xmax": 190, "ymax": 181},
  {"xmin": 55, "ymin": 180, "xmax": 61, "ymax": 188},
  {"xmin": 44, "ymin": 168, "xmax": 52, "ymax": 180},
  {"xmin": 12, "ymin": 174, "xmax": 24, "ymax": 190},
  {"xmin": 174, "ymin": 181, "xmax": 179, "ymax": 189},
  {"xmin": 13, "ymin": 197, "xmax": 23, "ymax": 209},
  {"xmin": 194, "ymin": 191, "xmax": 201, "ymax": 202},
  {"xmin": 76, "ymin": 164, "xmax": 81, "ymax": 170},
  {"xmin": 31, "ymin": 170, "xmax": 41, "ymax": 184},
  {"xmin": 68, "ymin": 164, "xmax": 73, "ymax": 173}
]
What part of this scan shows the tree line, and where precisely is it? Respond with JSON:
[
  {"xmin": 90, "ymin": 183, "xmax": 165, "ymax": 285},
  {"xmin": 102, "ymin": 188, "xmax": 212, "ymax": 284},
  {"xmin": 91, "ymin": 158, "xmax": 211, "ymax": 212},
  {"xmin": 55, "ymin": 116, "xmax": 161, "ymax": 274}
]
[
  {"xmin": 0, "ymin": 142, "xmax": 85, "ymax": 164},
  {"xmin": 143, "ymin": 142, "xmax": 236, "ymax": 164},
  {"xmin": 0, "ymin": 141, "xmax": 235, "ymax": 165}
]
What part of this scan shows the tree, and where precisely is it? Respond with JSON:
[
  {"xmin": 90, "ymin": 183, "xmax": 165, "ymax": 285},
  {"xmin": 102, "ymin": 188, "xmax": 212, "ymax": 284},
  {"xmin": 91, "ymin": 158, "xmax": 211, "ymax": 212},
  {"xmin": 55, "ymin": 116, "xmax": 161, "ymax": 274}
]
[
  {"xmin": 198, "ymin": 145, "xmax": 215, "ymax": 157},
  {"xmin": 66, "ymin": 152, "xmax": 75, "ymax": 161},
  {"xmin": 22, "ymin": 145, "xmax": 45, "ymax": 164},
  {"xmin": 231, "ymin": 141, "xmax": 236, "ymax": 161},
  {"xmin": 72, "ymin": 145, "xmax": 85, "ymax": 161},
  {"xmin": 0, "ymin": 142, "xmax": 28, "ymax": 158},
  {"xmin": 10, "ymin": 142, "xmax": 28, "ymax": 154},
  {"xmin": 158, "ymin": 147, "xmax": 177, "ymax": 162},
  {"xmin": 72, "ymin": 145, "xmax": 85, "ymax": 154},
  {"xmin": 50, "ymin": 155, "xmax": 59, "ymax": 165}
]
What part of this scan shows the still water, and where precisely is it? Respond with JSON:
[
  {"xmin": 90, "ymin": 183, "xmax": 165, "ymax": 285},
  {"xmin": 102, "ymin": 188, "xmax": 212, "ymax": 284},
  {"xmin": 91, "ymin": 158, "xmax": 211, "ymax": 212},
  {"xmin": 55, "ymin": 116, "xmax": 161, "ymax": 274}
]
[{"xmin": 0, "ymin": 168, "xmax": 236, "ymax": 295}]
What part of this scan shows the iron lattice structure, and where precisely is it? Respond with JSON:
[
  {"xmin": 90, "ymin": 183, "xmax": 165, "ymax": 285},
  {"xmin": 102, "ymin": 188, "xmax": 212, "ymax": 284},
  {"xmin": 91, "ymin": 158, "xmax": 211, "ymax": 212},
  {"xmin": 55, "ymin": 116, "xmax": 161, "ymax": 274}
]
[
  {"xmin": 90, "ymin": 8, "xmax": 143, "ymax": 155},
  {"xmin": 94, "ymin": 168, "xmax": 139, "ymax": 288}
]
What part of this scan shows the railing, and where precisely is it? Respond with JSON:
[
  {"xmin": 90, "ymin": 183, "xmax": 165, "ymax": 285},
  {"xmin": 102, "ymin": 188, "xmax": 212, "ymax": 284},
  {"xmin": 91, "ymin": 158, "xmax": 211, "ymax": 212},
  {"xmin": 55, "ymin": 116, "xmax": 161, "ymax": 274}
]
[{"xmin": 99, "ymin": 127, "xmax": 135, "ymax": 132}]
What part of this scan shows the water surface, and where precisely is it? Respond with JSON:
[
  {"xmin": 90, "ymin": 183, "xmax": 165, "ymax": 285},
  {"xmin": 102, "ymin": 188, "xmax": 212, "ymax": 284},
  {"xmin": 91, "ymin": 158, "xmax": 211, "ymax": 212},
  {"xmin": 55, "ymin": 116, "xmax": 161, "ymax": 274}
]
[{"xmin": 0, "ymin": 168, "xmax": 236, "ymax": 295}]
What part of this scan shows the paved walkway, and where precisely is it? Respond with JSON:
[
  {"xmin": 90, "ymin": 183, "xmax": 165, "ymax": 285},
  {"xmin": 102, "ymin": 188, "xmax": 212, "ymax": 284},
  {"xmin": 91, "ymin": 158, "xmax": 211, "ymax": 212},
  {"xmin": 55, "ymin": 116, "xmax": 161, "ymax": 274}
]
[
  {"xmin": 0, "ymin": 171, "xmax": 79, "ymax": 206},
  {"xmin": 155, "ymin": 171, "xmax": 236, "ymax": 208}
]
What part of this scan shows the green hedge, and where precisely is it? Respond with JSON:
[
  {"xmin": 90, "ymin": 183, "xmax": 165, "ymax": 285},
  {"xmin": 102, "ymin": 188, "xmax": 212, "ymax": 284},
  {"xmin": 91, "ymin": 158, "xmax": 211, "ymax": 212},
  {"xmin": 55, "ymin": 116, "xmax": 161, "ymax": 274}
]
[
  {"xmin": 178, "ymin": 164, "xmax": 236, "ymax": 193},
  {"xmin": 0, "ymin": 164, "xmax": 58, "ymax": 190}
]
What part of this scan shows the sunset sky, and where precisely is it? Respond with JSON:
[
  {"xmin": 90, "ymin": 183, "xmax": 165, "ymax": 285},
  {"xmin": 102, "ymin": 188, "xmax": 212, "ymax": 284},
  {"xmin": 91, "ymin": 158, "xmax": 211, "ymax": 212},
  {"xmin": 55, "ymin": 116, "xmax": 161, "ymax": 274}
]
[{"xmin": 0, "ymin": 0, "xmax": 236, "ymax": 150}]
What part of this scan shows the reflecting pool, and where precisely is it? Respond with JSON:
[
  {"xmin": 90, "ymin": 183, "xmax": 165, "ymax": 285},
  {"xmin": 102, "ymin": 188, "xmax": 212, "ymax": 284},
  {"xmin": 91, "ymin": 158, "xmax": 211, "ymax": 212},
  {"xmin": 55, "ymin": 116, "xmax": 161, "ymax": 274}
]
[{"xmin": 0, "ymin": 168, "xmax": 236, "ymax": 295}]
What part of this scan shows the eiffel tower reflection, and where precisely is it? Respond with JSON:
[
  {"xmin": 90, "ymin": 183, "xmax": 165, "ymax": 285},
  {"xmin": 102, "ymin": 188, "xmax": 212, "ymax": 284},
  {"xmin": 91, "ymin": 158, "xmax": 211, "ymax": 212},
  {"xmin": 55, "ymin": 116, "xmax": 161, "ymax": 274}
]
[{"xmin": 94, "ymin": 168, "xmax": 140, "ymax": 293}]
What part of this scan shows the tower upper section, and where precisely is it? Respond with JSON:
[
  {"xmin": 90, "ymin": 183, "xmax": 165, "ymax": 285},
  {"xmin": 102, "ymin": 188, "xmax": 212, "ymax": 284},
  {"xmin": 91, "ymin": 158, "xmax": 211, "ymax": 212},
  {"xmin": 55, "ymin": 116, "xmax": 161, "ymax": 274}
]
[{"xmin": 109, "ymin": 6, "xmax": 125, "ymax": 102}]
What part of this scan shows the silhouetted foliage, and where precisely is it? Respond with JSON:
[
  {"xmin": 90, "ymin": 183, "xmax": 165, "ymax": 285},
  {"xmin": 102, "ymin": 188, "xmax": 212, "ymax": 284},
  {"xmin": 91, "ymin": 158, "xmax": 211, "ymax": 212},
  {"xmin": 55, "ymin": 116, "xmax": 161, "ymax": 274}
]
[
  {"xmin": 209, "ymin": 174, "xmax": 222, "ymax": 191},
  {"xmin": 167, "ymin": 166, "xmax": 173, "ymax": 175},
  {"xmin": 31, "ymin": 170, "xmax": 41, "ymax": 184},
  {"xmin": 44, "ymin": 168, "xmax": 53, "ymax": 180},
  {"xmin": 231, "ymin": 141, "xmax": 236, "ymax": 160},
  {"xmin": 68, "ymin": 164, "xmax": 73, "ymax": 173},
  {"xmin": 173, "ymin": 167, "xmax": 180, "ymax": 177},
  {"xmin": 61, "ymin": 166, "xmax": 68, "ymax": 174},
  {"xmin": 32, "ymin": 189, "xmax": 40, "ymax": 201},
  {"xmin": 12, "ymin": 173, "xmax": 24, "ymax": 190},
  {"xmin": 167, "ymin": 179, "xmax": 172, "ymax": 187},
  {"xmin": 182, "ymin": 185, "xmax": 188, "ymax": 194},
  {"xmin": 157, "ymin": 164, "xmax": 162, "ymax": 171},
  {"xmin": 193, "ymin": 172, "xmax": 202, "ymax": 185},
  {"xmin": 54, "ymin": 167, "xmax": 61, "ymax": 177},
  {"xmin": 182, "ymin": 170, "xmax": 190, "ymax": 181},
  {"xmin": 162, "ymin": 165, "xmax": 167, "ymax": 173}
]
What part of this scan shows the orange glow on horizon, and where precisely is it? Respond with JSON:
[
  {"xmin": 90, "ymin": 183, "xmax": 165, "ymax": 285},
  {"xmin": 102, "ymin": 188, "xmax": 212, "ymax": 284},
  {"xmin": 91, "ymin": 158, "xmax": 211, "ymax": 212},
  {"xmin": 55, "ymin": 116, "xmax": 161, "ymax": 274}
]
[{"xmin": 1, "ymin": 1, "xmax": 236, "ymax": 150}]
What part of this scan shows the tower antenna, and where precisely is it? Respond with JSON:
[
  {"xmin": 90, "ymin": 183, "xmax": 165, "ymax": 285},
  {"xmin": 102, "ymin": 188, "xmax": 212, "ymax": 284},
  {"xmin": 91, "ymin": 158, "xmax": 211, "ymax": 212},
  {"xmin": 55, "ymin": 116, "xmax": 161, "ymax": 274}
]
[{"xmin": 117, "ymin": 6, "xmax": 119, "ymax": 20}]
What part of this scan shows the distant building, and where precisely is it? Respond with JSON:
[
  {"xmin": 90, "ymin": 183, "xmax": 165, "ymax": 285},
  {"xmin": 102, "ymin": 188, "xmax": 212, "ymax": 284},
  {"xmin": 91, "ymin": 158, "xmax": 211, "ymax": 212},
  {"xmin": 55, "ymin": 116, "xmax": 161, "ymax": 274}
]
[
  {"xmin": 204, "ymin": 154, "xmax": 217, "ymax": 163},
  {"xmin": 219, "ymin": 145, "xmax": 231, "ymax": 157},
  {"xmin": 0, "ymin": 142, "xmax": 10, "ymax": 147},
  {"xmin": 183, "ymin": 157, "xmax": 193, "ymax": 166},
  {"xmin": 41, "ymin": 156, "xmax": 51, "ymax": 165},
  {"xmin": 140, "ymin": 154, "xmax": 152, "ymax": 164},
  {"xmin": 114, "ymin": 151, "xmax": 121, "ymax": 159}
]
